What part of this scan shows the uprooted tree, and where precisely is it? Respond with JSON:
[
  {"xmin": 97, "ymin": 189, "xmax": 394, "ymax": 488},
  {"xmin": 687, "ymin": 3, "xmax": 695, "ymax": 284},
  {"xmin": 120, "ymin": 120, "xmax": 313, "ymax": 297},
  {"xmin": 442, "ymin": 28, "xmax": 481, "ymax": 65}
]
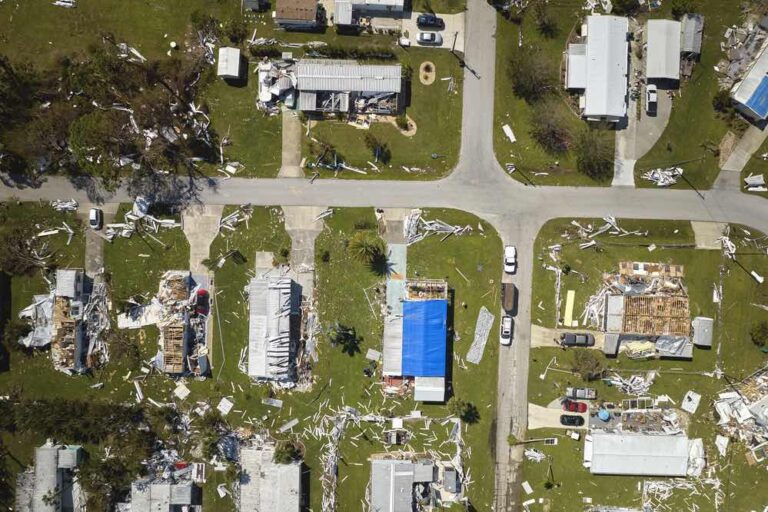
[{"xmin": 571, "ymin": 350, "xmax": 606, "ymax": 381}]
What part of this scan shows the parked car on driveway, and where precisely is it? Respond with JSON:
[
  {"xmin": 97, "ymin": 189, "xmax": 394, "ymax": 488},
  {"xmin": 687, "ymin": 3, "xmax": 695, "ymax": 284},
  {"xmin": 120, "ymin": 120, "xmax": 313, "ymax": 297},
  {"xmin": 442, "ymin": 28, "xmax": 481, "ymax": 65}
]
[
  {"xmin": 502, "ymin": 283, "xmax": 517, "ymax": 313},
  {"xmin": 417, "ymin": 32, "xmax": 443, "ymax": 45},
  {"xmin": 560, "ymin": 332, "xmax": 595, "ymax": 347},
  {"xmin": 500, "ymin": 315, "xmax": 513, "ymax": 346},
  {"xmin": 646, "ymin": 84, "xmax": 658, "ymax": 114},
  {"xmin": 503, "ymin": 245, "xmax": 517, "ymax": 274},
  {"xmin": 417, "ymin": 13, "xmax": 445, "ymax": 29},
  {"xmin": 560, "ymin": 414, "xmax": 585, "ymax": 427},
  {"xmin": 566, "ymin": 387, "xmax": 597, "ymax": 400},
  {"xmin": 88, "ymin": 208, "xmax": 103, "ymax": 230},
  {"xmin": 562, "ymin": 399, "xmax": 588, "ymax": 413}
]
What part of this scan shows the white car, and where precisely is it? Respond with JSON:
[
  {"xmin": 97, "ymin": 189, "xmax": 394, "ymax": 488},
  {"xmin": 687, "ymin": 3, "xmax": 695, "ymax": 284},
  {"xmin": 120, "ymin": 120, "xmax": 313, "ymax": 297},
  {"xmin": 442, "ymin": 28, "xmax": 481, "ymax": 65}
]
[
  {"xmin": 500, "ymin": 315, "xmax": 513, "ymax": 346},
  {"xmin": 88, "ymin": 208, "xmax": 103, "ymax": 230},
  {"xmin": 504, "ymin": 245, "xmax": 517, "ymax": 274},
  {"xmin": 646, "ymin": 84, "xmax": 658, "ymax": 114}
]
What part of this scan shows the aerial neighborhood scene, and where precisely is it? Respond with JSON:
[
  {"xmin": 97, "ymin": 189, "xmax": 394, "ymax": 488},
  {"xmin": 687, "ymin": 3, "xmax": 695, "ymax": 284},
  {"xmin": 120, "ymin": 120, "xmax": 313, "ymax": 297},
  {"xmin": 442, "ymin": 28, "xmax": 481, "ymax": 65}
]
[{"xmin": 4, "ymin": 0, "xmax": 768, "ymax": 510}]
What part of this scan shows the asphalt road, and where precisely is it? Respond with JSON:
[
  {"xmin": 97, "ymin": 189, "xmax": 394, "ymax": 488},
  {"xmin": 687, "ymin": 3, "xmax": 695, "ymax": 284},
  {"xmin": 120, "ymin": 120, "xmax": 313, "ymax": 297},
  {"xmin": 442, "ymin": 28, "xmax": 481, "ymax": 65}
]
[{"xmin": 0, "ymin": 2, "xmax": 765, "ymax": 511}]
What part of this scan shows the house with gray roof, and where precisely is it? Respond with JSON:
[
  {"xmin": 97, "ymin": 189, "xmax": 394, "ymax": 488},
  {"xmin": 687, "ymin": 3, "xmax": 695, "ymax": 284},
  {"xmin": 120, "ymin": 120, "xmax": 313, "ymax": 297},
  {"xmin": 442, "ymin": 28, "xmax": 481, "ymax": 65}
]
[
  {"xmin": 15, "ymin": 442, "xmax": 84, "ymax": 512},
  {"xmin": 239, "ymin": 444, "xmax": 302, "ymax": 511},
  {"xmin": 369, "ymin": 458, "xmax": 435, "ymax": 512}
]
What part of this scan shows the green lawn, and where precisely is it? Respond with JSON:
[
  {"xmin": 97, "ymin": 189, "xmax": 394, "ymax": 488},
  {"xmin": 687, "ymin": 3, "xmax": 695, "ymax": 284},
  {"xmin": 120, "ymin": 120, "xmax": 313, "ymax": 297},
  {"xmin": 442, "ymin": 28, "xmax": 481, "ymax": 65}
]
[
  {"xmin": 103, "ymin": 204, "xmax": 190, "ymax": 305},
  {"xmin": 199, "ymin": 76, "xmax": 283, "ymax": 178},
  {"xmin": 303, "ymin": 48, "xmax": 464, "ymax": 180},
  {"xmin": 740, "ymin": 137, "xmax": 768, "ymax": 198},
  {"xmin": 493, "ymin": 3, "xmax": 614, "ymax": 186},
  {"xmin": 0, "ymin": 0, "xmax": 241, "ymax": 66},
  {"xmin": 412, "ymin": 0, "xmax": 466, "ymax": 14},
  {"xmin": 635, "ymin": 4, "xmax": 743, "ymax": 190},
  {"xmin": 523, "ymin": 218, "xmax": 768, "ymax": 511}
]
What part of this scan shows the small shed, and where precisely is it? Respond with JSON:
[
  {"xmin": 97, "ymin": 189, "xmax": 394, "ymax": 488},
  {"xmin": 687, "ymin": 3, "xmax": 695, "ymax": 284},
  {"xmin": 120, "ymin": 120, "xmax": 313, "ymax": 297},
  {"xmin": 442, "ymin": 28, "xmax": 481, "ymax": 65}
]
[
  {"xmin": 681, "ymin": 14, "xmax": 705, "ymax": 57},
  {"xmin": 603, "ymin": 333, "xmax": 620, "ymax": 357},
  {"xmin": 691, "ymin": 316, "xmax": 713, "ymax": 347},
  {"xmin": 217, "ymin": 47, "xmax": 241, "ymax": 80},
  {"xmin": 646, "ymin": 19, "xmax": 682, "ymax": 81}
]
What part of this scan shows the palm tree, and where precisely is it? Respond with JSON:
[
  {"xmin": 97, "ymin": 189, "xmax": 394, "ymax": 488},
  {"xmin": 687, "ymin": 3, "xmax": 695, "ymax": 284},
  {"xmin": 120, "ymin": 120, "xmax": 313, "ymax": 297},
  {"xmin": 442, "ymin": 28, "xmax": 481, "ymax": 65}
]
[{"xmin": 348, "ymin": 232, "xmax": 384, "ymax": 265}]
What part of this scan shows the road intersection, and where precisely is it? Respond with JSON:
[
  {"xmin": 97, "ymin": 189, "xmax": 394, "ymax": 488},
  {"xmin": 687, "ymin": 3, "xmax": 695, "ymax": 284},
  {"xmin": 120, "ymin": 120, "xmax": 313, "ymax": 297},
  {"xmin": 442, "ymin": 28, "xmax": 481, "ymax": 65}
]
[{"xmin": 2, "ymin": 2, "xmax": 767, "ymax": 510}]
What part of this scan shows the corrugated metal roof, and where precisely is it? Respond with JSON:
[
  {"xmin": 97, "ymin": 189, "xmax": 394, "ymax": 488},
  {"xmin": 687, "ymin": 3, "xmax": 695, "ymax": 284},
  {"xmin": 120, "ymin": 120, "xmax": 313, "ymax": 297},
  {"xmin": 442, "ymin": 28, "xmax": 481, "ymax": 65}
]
[
  {"xmin": 247, "ymin": 277, "xmax": 296, "ymax": 381},
  {"xmin": 33, "ymin": 446, "xmax": 60, "ymax": 512},
  {"xmin": 335, "ymin": 0, "xmax": 353, "ymax": 24},
  {"xmin": 566, "ymin": 44, "xmax": 587, "ymax": 89},
  {"xmin": 588, "ymin": 433, "xmax": 690, "ymax": 476},
  {"xmin": 240, "ymin": 446, "xmax": 301, "ymax": 511},
  {"xmin": 692, "ymin": 316, "xmax": 713, "ymax": 347},
  {"xmin": 681, "ymin": 13, "xmax": 704, "ymax": 54},
  {"xmin": 298, "ymin": 91, "xmax": 317, "ymax": 110},
  {"xmin": 297, "ymin": 59, "xmax": 402, "ymax": 93},
  {"xmin": 604, "ymin": 294, "xmax": 624, "ymax": 333},
  {"xmin": 382, "ymin": 244, "xmax": 407, "ymax": 376},
  {"xmin": 55, "ymin": 269, "xmax": 81, "ymax": 298},
  {"xmin": 646, "ymin": 20, "xmax": 681, "ymax": 80},
  {"xmin": 217, "ymin": 47, "xmax": 241, "ymax": 78},
  {"xmin": 414, "ymin": 376, "xmax": 445, "ymax": 402},
  {"xmin": 370, "ymin": 460, "xmax": 415, "ymax": 512},
  {"xmin": 582, "ymin": 15, "xmax": 629, "ymax": 120}
]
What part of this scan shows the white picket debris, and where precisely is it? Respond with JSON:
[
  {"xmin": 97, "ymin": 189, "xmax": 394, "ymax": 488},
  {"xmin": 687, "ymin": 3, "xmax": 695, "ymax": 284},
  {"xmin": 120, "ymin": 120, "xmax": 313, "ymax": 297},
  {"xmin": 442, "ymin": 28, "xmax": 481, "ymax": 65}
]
[
  {"xmin": 50, "ymin": 199, "xmax": 78, "ymax": 212},
  {"xmin": 404, "ymin": 209, "xmax": 473, "ymax": 245}
]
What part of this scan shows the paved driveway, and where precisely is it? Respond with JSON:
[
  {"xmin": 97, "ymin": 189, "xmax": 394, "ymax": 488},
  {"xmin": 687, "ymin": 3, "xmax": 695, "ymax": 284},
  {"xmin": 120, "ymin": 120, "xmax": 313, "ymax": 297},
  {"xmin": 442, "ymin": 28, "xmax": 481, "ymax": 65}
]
[
  {"xmin": 528, "ymin": 403, "xmax": 588, "ymax": 431},
  {"xmin": 401, "ymin": 11, "xmax": 465, "ymax": 52}
]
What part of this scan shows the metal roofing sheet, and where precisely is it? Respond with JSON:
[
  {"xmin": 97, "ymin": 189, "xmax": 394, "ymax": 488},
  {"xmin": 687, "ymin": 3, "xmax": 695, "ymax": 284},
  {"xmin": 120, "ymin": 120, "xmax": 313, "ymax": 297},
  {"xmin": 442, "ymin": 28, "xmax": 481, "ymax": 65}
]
[
  {"xmin": 681, "ymin": 13, "xmax": 704, "ymax": 54},
  {"xmin": 248, "ymin": 277, "xmax": 295, "ymax": 381},
  {"xmin": 733, "ymin": 43, "xmax": 768, "ymax": 120},
  {"xmin": 691, "ymin": 316, "xmax": 713, "ymax": 347},
  {"xmin": 589, "ymin": 432, "xmax": 690, "ymax": 476},
  {"xmin": 413, "ymin": 376, "xmax": 445, "ymax": 402},
  {"xmin": 240, "ymin": 446, "xmax": 301, "ymax": 511},
  {"xmin": 297, "ymin": 59, "xmax": 402, "ymax": 93},
  {"xmin": 55, "ymin": 269, "xmax": 80, "ymax": 298},
  {"xmin": 335, "ymin": 0, "xmax": 353, "ymax": 24},
  {"xmin": 566, "ymin": 44, "xmax": 587, "ymax": 89},
  {"xmin": 382, "ymin": 244, "xmax": 407, "ymax": 376},
  {"xmin": 401, "ymin": 299, "xmax": 447, "ymax": 377},
  {"xmin": 370, "ymin": 460, "xmax": 415, "ymax": 512},
  {"xmin": 583, "ymin": 15, "xmax": 629, "ymax": 120},
  {"xmin": 646, "ymin": 20, "xmax": 681, "ymax": 80},
  {"xmin": 217, "ymin": 47, "xmax": 241, "ymax": 78}
]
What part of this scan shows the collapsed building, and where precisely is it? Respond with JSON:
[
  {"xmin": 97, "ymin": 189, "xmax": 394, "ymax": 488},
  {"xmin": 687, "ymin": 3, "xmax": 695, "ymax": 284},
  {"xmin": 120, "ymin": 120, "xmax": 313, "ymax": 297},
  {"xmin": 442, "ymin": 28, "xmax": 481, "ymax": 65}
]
[
  {"xmin": 368, "ymin": 454, "xmax": 462, "ymax": 511},
  {"xmin": 239, "ymin": 442, "xmax": 302, "ymax": 511},
  {"xmin": 257, "ymin": 58, "xmax": 402, "ymax": 115},
  {"xmin": 383, "ymin": 280, "xmax": 449, "ymax": 402},
  {"xmin": 17, "ymin": 269, "xmax": 111, "ymax": 374},
  {"xmin": 118, "ymin": 271, "xmax": 211, "ymax": 377},
  {"xmin": 15, "ymin": 442, "xmax": 84, "ymax": 512},
  {"xmin": 241, "ymin": 276, "xmax": 300, "ymax": 386},
  {"xmin": 713, "ymin": 366, "xmax": 768, "ymax": 463},
  {"xmin": 583, "ymin": 261, "xmax": 708, "ymax": 360},
  {"xmin": 117, "ymin": 451, "xmax": 203, "ymax": 512}
]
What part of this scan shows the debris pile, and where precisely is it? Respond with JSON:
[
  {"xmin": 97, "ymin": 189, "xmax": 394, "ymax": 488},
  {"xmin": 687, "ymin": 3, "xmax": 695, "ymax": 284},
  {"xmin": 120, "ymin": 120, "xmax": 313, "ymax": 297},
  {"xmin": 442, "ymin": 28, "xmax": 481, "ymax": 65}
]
[
  {"xmin": 713, "ymin": 366, "xmax": 768, "ymax": 455},
  {"xmin": 642, "ymin": 167, "xmax": 683, "ymax": 187},
  {"xmin": 256, "ymin": 59, "xmax": 297, "ymax": 114},
  {"xmin": 609, "ymin": 372, "xmax": 657, "ymax": 396},
  {"xmin": 403, "ymin": 209, "xmax": 473, "ymax": 245},
  {"xmin": 715, "ymin": 18, "xmax": 768, "ymax": 89},
  {"xmin": 50, "ymin": 199, "xmax": 78, "ymax": 212},
  {"xmin": 104, "ymin": 196, "xmax": 181, "ymax": 241},
  {"xmin": 118, "ymin": 271, "xmax": 211, "ymax": 378},
  {"xmin": 218, "ymin": 204, "xmax": 254, "ymax": 233},
  {"xmin": 744, "ymin": 172, "xmax": 767, "ymax": 192},
  {"xmin": 17, "ymin": 269, "xmax": 111, "ymax": 374}
]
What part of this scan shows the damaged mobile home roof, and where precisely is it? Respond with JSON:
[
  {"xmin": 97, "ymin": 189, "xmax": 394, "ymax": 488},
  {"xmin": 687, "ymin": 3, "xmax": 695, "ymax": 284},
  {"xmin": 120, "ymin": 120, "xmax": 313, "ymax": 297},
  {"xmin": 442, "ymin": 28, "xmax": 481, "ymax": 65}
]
[
  {"xmin": 276, "ymin": 0, "xmax": 318, "ymax": 22},
  {"xmin": 247, "ymin": 276, "xmax": 298, "ymax": 382},
  {"xmin": 587, "ymin": 432, "xmax": 691, "ymax": 476},
  {"xmin": 681, "ymin": 13, "xmax": 704, "ymax": 55},
  {"xmin": 646, "ymin": 20, "xmax": 682, "ymax": 80},
  {"xmin": 296, "ymin": 59, "xmax": 402, "ymax": 93},
  {"xmin": 570, "ymin": 15, "xmax": 629, "ymax": 121},
  {"xmin": 692, "ymin": 316, "xmax": 713, "ymax": 347},
  {"xmin": 732, "ymin": 43, "xmax": 768, "ymax": 120},
  {"xmin": 370, "ymin": 459, "xmax": 435, "ymax": 512},
  {"xmin": 240, "ymin": 445, "xmax": 301, "ymax": 511}
]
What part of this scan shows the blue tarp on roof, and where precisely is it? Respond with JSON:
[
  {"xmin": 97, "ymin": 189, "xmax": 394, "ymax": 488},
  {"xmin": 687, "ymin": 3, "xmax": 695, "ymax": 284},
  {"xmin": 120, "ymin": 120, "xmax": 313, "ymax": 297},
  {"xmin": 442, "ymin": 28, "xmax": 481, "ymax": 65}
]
[
  {"xmin": 746, "ymin": 76, "xmax": 768, "ymax": 119},
  {"xmin": 402, "ymin": 299, "xmax": 447, "ymax": 377}
]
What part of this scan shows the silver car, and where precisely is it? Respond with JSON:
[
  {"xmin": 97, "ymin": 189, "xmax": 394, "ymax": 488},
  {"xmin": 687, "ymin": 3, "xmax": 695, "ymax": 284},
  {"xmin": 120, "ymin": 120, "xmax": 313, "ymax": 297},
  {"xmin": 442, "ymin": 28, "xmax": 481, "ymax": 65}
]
[{"xmin": 417, "ymin": 32, "xmax": 443, "ymax": 46}]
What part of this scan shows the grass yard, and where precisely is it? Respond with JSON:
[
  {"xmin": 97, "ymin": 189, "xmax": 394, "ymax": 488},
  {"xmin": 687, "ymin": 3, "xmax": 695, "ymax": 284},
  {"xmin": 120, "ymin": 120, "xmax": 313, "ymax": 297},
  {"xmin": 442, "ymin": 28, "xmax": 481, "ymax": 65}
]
[
  {"xmin": 412, "ymin": 0, "xmax": 467, "ymax": 14},
  {"xmin": 0, "ymin": 0, "xmax": 241, "ymax": 67},
  {"xmin": 635, "ymin": 4, "xmax": 743, "ymax": 190},
  {"xmin": 199, "ymin": 76, "xmax": 283, "ymax": 178},
  {"xmin": 103, "ymin": 204, "xmax": 190, "ymax": 305},
  {"xmin": 740, "ymin": 137, "xmax": 768, "ymax": 198},
  {"xmin": 303, "ymin": 48, "xmax": 464, "ymax": 180},
  {"xmin": 521, "ymin": 218, "xmax": 768, "ymax": 511},
  {"xmin": 493, "ymin": 2, "xmax": 615, "ymax": 187}
]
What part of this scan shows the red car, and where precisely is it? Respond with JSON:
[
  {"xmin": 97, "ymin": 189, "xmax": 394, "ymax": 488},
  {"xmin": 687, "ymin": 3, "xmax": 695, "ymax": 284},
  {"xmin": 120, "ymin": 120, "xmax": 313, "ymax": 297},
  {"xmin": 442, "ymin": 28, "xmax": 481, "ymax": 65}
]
[
  {"xmin": 195, "ymin": 289, "xmax": 210, "ymax": 316},
  {"xmin": 562, "ymin": 399, "xmax": 587, "ymax": 413}
]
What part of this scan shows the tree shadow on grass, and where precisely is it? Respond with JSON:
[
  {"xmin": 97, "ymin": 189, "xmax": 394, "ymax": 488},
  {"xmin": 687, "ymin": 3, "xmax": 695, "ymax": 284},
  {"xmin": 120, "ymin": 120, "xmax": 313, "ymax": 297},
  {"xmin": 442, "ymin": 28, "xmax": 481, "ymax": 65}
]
[{"xmin": 368, "ymin": 250, "xmax": 394, "ymax": 277}]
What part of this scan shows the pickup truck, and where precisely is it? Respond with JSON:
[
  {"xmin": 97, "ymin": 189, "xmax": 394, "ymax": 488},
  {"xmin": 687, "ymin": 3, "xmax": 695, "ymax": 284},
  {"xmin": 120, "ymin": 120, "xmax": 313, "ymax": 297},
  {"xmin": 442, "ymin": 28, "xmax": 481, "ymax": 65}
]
[
  {"xmin": 566, "ymin": 387, "xmax": 597, "ymax": 400},
  {"xmin": 502, "ymin": 283, "xmax": 517, "ymax": 313}
]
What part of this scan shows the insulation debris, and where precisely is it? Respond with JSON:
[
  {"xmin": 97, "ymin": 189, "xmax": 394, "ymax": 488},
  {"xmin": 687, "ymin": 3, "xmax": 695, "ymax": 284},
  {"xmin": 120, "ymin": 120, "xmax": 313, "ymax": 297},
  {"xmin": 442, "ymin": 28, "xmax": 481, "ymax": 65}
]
[
  {"xmin": 744, "ymin": 172, "xmax": 767, "ymax": 192},
  {"xmin": 609, "ymin": 372, "xmax": 657, "ymax": 396},
  {"xmin": 218, "ymin": 204, "xmax": 254, "ymax": 233},
  {"xmin": 466, "ymin": 306, "xmax": 494, "ymax": 364},
  {"xmin": 50, "ymin": 199, "xmax": 78, "ymax": 212}
]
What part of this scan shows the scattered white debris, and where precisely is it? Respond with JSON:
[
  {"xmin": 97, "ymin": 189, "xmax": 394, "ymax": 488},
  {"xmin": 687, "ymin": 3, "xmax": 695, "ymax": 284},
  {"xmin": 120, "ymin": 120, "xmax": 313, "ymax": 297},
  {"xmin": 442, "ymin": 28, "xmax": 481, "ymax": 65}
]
[
  {"xmin": 642, "ymin": 167, "xmax": 683, "ymax": 187},
  {"xmin": 174, "ymin": 383, "xmax": 191, "ymax": 401},
  {"xmin": 217, "ymin": 397, "xmax": 234, "ymax": 416},
  {"xmin": 681, "ymin": 390, "xmax": 701, "ymax": 414},
  {"xmin": 466, "ymin": 306, "xmax": 495, "ymax": 364}
]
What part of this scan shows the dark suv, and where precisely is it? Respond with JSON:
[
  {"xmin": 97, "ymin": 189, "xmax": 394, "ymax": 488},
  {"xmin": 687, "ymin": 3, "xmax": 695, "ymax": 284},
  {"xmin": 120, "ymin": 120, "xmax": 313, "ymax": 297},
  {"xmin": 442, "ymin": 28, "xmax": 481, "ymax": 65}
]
[
  {"xmin": 417, "ymin": 13, "xmax": 445, "ymax": 29},
  {"xmin": 560, "ymin": 415, "xmax": 585, "ymax": 427}
]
